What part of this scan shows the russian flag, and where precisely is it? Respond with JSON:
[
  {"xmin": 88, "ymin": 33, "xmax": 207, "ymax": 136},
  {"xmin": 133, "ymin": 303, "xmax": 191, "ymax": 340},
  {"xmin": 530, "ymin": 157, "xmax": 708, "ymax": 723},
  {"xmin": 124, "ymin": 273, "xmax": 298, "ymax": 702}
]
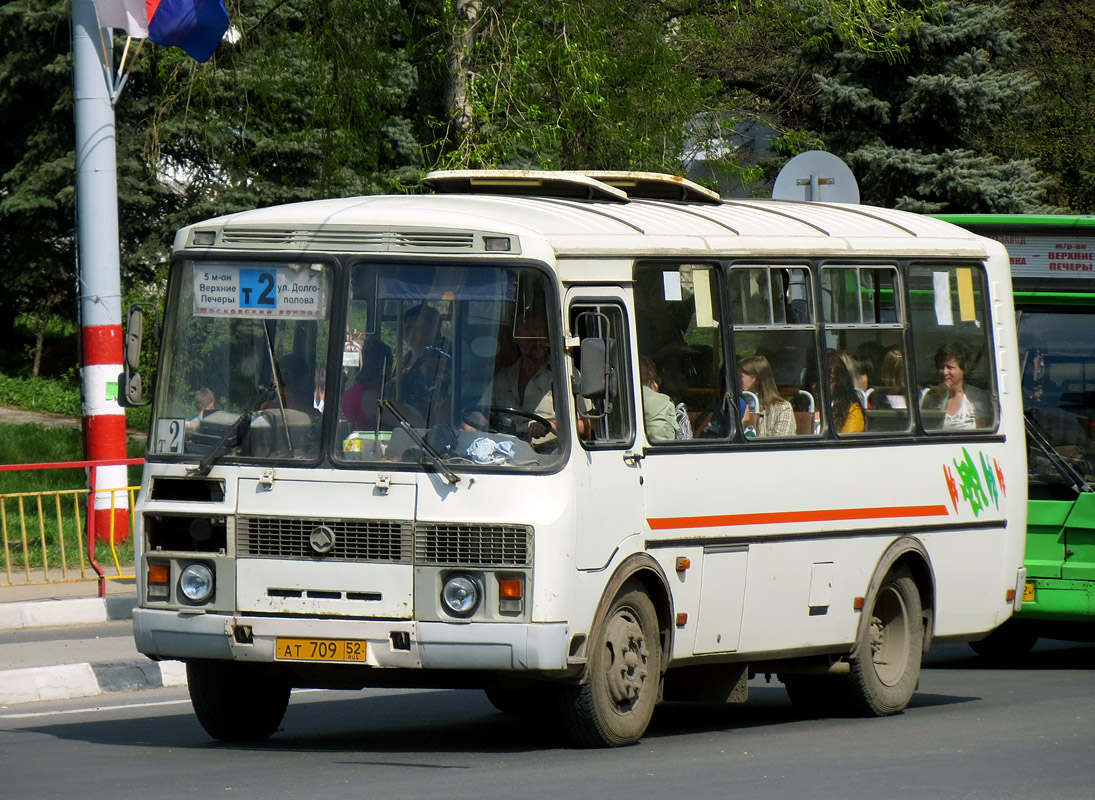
[{"xmin": 93, "ymin": 0, "xmax": 229, "ymax": 63}]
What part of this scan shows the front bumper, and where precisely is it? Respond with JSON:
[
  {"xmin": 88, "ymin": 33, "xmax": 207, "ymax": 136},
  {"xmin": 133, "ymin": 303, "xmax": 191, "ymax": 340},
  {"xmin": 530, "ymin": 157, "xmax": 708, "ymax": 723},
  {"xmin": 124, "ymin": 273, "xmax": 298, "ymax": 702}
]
[{"xmin": 133, "ymin": 608, "xmax": 570, "ymax": 671}]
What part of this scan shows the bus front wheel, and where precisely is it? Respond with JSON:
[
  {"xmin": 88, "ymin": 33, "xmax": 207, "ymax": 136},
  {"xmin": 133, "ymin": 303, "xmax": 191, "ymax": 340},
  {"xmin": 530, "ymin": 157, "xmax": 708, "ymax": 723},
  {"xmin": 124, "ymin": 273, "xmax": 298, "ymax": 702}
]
[
  {"xmin": 557, "ymin": 584, "xmax": 662, "ymax": 747},
  {"xmin": 187, "ymin": 659, "xmax": 290, "ymax": 742},
  {"xmin": 846, "ymin": 565, "xmax": 924, "ymax": 716}
]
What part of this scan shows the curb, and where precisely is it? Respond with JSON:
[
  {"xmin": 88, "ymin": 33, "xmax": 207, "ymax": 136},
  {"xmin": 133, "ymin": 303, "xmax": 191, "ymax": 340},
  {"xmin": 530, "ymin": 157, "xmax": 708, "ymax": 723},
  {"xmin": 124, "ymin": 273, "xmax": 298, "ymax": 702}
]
[
  {"xmin": 0, "ymin": 595, "xmax": 138, "ymax": 632},
  {"xmin": 0, "ymin": 659, "xmax": 187, "ymax": 705}
]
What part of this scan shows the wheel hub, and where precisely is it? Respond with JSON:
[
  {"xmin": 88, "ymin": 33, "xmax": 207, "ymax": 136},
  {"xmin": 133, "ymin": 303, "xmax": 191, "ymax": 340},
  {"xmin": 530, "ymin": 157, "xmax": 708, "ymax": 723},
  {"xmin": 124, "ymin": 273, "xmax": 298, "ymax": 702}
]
[{"xmin": 603, "ymin": 609, "xmax": 649, "ymax": 708}]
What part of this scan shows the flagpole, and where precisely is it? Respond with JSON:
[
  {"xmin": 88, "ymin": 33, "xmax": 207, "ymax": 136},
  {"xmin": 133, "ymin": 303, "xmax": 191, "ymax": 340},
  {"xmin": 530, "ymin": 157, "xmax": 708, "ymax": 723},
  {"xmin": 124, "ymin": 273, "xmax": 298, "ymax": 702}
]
[{"xmin": 72, "ymin": 0, "xmax": 130, "ymax": 547}]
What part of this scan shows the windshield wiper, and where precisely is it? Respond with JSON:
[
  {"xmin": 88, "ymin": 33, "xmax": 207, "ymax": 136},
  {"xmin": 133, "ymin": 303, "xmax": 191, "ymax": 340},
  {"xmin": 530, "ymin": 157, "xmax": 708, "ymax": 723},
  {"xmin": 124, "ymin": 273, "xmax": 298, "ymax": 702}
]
[
  {"xmin": 382, "ymin": 400, "xmax": 460, "ymax": 485},
  {"xmin": 188, "ymin": 384, "xmax": 274, "ymax": 477},
  {"xmin": 1025, "ymin": 413, "xmax": 1093, "ymax": 494}
]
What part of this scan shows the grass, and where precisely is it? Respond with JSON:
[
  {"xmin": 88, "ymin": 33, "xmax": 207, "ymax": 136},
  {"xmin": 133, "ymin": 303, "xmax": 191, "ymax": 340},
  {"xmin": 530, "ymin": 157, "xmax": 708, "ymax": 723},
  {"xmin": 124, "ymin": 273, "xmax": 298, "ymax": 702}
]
[
  {"xmin": 0, "ymin": 370, "xmax": 153, "ymax": 433},
  {"xmin": 0, "ymin": 423, "xmax": 144, "ymax": 576}
]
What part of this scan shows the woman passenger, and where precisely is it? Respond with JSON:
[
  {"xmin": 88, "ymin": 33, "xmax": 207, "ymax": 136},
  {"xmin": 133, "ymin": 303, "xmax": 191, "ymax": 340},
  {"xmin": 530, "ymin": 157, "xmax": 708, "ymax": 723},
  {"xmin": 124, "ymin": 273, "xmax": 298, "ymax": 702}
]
[
  {"xmin": 874, "ymin": 346, "xmax": 908, "ymax": 409},
  {"xmin": 922, "ymin": 341, "xmax": 989, "ymax": 429},
  {"xmin": 828, "ymin": 350, "xmax": 865, "ymax": 433},
  {"xmin": 739, "ymin": 355, "xmax": 795, "ymax": 437}
]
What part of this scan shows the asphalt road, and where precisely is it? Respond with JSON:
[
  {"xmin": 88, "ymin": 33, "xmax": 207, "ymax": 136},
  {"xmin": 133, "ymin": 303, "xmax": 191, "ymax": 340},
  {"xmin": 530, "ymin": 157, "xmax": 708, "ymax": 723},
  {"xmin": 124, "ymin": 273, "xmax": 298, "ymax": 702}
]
[{"xmin": 2, "ymin": 640, "xmax": 1093, "ymax": 800}]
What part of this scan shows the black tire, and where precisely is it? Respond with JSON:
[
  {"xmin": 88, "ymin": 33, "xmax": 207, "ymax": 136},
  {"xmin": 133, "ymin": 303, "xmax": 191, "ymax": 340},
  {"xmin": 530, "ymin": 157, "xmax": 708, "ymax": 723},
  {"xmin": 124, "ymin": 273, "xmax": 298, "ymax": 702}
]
[
  {"xmin": 557, "ymin": 584, "xmax": 662, "ymax": 747},
  {"xmin": 969, "ymin": 619, "xmax": 1039, "ymax": 660},
  {"xmin": 781, "ymin": 674, "xmax": 848, "ymax": 718},
  {"xmin": 483, "ymin": 685, "xmax": 554, "ymax": 717},
  {"xmin": 845, "ymin": 566, "xmax": 925, "ymax": 716},
  {"xmin": 187, "ymin": 660, "xmax": 291, "ymax": 742}
]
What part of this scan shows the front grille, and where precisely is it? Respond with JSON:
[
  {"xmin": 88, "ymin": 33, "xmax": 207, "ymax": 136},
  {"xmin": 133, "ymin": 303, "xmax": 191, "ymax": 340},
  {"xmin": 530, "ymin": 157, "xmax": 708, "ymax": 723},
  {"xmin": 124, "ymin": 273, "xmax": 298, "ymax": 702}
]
[
  {"xmin": 414, "ymin": 523, "xmax": 533, "ymax": 567},
  {"xmin": 237, "ymin": 516, "xmax": 412, "ymax": 562}
]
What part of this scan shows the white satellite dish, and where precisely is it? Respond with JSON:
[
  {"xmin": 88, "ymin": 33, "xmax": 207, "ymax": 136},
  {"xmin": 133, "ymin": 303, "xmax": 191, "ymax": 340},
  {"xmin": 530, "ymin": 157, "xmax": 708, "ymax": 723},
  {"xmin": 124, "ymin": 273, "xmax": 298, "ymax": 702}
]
[{"xmin": 772, "ymin": 150, "xmax": 859, "ymax": 203}]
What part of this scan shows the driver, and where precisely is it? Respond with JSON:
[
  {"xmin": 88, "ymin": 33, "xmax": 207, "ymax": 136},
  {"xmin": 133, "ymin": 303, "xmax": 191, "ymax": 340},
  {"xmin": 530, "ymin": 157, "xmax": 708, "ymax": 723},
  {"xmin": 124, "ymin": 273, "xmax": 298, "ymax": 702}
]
[{"xmin": 467, "ymin": 316, "xmax": 556, "ymax": 440}]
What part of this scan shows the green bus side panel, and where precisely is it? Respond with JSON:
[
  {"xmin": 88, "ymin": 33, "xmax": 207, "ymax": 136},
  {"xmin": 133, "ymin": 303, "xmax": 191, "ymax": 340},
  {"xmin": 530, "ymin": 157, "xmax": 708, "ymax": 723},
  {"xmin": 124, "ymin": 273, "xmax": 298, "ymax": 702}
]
[
  {"xmin": 1017, "ymin": 579, "xmax": 1095, "ymax": 621},
  {"xmin": 1062, "ymin": 492, "xmax": 1095, "ymax": 582},
  {"xmin": 1024, "ymin": 499, "xmax": 1068, "ymax": 579}
]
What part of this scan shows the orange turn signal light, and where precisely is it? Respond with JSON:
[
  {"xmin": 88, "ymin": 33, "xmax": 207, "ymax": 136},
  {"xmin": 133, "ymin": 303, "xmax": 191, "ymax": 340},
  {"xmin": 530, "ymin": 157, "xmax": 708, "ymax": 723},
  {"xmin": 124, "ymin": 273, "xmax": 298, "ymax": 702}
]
[
  {"xmin": 498, "ymin": 578, "xmax": 524, "ymax": 599},
  {"xmin": 675, "ymin": 557, "xmax": 691, "ymax": 572},
  {"xmin": 148, "ymin": 563, "xmax": 170, "ymax": 584},
  {"xmin": 1006, "ymin": 588, "xmax": 1016, "ymax": 602}
]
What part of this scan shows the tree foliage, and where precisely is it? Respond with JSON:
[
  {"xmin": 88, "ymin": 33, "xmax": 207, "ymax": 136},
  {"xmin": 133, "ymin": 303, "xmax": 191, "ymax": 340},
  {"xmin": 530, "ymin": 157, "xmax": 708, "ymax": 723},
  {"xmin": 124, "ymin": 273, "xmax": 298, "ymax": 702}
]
[
  {"xmin": 793, "ymin": 1, "xmax": 1053, "ymax": 212},
  {"xmin": 1, "ymin": 0, "xmax": 1087, "ymax": 380}
]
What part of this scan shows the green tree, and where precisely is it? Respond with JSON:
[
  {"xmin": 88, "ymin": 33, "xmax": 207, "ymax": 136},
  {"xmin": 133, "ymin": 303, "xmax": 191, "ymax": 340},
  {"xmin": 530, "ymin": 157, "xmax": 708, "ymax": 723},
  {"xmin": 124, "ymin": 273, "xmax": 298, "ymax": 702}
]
[
  {"xmin": 988, "ymin": 0, "xmax": 1095, "ymax": 212},
  {"xmin": 796, "ymin": 1, "xmax": 1054, "ymax": 212},
  {"xmin": 433, "ymin": 0, "xmax": 717, "ymax": 171}
]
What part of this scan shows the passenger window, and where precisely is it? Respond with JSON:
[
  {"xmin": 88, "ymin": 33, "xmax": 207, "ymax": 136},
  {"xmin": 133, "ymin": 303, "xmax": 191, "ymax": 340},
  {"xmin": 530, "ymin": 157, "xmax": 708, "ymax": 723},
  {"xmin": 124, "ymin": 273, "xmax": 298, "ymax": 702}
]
[
  {"xmin": 729, "ymin": 265, "xmax": 819, "ymax": 438},
  {"xmin": 820, "ymin": 266, "xmax": 910, "ymax": 435},
  {"xmin": 571, "ymin": 303, "xmax": 633, "ymax": 445},
  {"xmin": 634, "ymin": 263, "xmax": 726, "ymax": 440},
  {"xmin": 908, "ymin": 263, "xmax": 998, "ymax": 432}
]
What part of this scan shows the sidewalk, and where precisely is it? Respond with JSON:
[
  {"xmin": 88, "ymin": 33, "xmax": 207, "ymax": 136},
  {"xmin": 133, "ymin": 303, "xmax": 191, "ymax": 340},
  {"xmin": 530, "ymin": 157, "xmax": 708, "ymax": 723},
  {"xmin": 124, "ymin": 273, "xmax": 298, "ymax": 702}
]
[
  {"xmin": 1, "ymin": 406, "xmax": 172, "ymax": 705},
  {"xmin": 0, "ymin": 580, "xmax": 187, "ymax": 706}
]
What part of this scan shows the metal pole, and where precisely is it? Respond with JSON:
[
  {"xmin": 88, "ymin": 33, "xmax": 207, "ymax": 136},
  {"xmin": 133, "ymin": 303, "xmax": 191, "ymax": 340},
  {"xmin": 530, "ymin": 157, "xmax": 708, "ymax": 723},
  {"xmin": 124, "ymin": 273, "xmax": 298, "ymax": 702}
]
[{"xmin": 72, "ymin": 0, "xmax": 129, "ymax": 542}]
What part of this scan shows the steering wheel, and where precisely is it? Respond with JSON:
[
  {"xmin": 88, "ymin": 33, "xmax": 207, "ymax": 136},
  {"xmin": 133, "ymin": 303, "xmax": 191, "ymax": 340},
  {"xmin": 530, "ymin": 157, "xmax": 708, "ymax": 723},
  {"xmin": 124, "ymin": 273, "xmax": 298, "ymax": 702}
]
[{"xmin": 464, "ymin": 405, "xmax": 554, "ymax": 438}]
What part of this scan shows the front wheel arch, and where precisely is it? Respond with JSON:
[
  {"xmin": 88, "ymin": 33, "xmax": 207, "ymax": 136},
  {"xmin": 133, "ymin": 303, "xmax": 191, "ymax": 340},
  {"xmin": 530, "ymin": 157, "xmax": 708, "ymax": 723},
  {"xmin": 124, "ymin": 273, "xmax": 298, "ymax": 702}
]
[{"xmin": 578, "ymin": 553, "xmax": 673, "ymax": 676}]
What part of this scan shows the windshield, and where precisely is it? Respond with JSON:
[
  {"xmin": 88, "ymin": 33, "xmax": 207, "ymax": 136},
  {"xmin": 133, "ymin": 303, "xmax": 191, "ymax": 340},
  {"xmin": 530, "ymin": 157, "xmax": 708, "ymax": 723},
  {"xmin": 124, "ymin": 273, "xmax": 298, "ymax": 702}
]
[
  {"xmin": 1019, "ymin": 309, "xmax": 1095, "ymax": 489},
  {"xmin": 151, "ymin": 261, "xmax": 332, "ymax": 463},
  {"xmin": 335, "ymin": 263, "xmax": 564, "ymax": 470},
  {"xmin": 150, "ymin": 259, "xmax": 565, "ymax": 471}
]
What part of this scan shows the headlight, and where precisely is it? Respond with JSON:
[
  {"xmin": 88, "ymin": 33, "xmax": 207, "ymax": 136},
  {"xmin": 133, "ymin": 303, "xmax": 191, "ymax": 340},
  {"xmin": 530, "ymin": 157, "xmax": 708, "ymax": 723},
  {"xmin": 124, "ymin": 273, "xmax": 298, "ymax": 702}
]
[
  {"xmin": 441, "ymin": 575, "xmax": 480, "ymax": 617},
  {"xmin": 179, "ymin": 563, "xmax": 215, "ymax": 604}
]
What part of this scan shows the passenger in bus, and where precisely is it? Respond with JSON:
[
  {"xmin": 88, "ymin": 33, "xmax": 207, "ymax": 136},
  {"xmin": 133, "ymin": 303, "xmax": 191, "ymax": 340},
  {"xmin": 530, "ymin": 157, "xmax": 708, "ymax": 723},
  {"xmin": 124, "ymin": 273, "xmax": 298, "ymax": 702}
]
[
  {"xmin": 828, "ymin": 350, "xmax": 865, "ymax": 433},
  {"xmin": 395, "ymin": 304, "xmax": 447, "ymax": 410},
  {"xmin": 340, "ymin": 339, "xmax": 394, "ymax": 431},
  {"xmin": 265, "ymin": 354, "xmax": 320, "ymax": 415},
  {"xmin": 872, "ymin": 346, "xmax": 908, "ymax": 409},
  {"xmin": 639, "ymin": 356, "xmax": 680, "ymax": 441},
  {"xmin": 921, "ymin": 341, "xmax": 990, "ymax": 429},
  {"xmin": 739, "ymin": 355, "xmax": 795, "ymax": 437},
  {"xmin": 193, "ymin": 387, "xmax": 216, "ymax": 419}
]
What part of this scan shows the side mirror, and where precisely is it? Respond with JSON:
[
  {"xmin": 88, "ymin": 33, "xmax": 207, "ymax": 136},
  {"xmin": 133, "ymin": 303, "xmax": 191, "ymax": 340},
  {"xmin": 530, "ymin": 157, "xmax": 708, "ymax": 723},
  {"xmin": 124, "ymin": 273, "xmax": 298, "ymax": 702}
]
[
  {"xmin": 119, "ymin": 303, "xmax": 155, "ymax": 407},
  {"xmin": 579, "ymin": 337, "xmax": 616, "ymax": 400},
  {"xmin": 124, "ymin": 304, "xmax": 144, "ymax": 372}
]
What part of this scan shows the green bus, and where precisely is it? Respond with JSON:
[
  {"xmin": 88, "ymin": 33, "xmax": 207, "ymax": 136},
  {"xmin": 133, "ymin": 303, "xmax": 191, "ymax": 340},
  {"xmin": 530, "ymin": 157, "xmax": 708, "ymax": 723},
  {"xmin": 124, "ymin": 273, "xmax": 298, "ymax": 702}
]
[{"xmin": 936, "ymin": 214, "xmax": 1095, "ymax": 656}]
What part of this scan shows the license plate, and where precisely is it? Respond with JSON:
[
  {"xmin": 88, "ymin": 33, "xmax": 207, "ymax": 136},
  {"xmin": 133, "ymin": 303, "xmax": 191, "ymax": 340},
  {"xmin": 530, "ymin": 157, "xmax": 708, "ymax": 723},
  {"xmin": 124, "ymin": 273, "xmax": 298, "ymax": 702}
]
[
  {"xmin": 275, "ymin": 638, "xmax": 366, "ymax": 662},
  {"xmin": 1022, "ymin": 582, "xmax": 1035, "ymax": 602}
]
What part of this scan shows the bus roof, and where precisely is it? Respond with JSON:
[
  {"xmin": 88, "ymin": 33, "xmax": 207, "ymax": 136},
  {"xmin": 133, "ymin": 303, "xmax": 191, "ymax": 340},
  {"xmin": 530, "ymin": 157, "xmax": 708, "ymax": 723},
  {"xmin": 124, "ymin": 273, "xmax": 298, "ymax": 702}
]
[{"xmin": 175, "ymin": 172, "xmax": 998, "ymax": 260}]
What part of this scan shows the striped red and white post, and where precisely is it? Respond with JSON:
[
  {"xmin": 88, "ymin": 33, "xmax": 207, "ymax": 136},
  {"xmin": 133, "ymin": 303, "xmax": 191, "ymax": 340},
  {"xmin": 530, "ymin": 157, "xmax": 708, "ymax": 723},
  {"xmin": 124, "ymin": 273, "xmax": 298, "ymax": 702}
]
[{"xmin": 74, "ymin": 0, "xmax": 129, "ymax": 542}]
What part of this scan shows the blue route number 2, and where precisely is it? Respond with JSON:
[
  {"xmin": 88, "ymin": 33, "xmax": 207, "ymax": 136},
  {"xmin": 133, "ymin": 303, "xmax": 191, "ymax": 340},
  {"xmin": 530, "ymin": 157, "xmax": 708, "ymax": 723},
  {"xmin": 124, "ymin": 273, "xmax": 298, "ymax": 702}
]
[{"xmin": 239, "ymin": 268, "xmax": 277, "ymax": 310}]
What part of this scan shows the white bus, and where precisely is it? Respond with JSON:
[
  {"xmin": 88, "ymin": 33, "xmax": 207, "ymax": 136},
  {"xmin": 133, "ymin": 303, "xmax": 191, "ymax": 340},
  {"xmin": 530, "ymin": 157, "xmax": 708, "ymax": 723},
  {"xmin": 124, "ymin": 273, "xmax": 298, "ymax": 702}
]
[{"xmin": 127, "ymin": 170, "xmax": 1026, "ymax": 746}]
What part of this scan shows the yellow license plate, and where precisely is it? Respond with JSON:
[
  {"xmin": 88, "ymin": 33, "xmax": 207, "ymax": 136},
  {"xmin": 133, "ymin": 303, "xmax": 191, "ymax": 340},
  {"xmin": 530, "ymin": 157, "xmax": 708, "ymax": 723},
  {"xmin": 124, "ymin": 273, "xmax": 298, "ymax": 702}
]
[
  {"xmin": 275, "ymin": 638, "xmax": 366, "ymax": 662},
  {"xmin": 1022, "ymin": 582, "xmax": 1035, "ymax": 602}
]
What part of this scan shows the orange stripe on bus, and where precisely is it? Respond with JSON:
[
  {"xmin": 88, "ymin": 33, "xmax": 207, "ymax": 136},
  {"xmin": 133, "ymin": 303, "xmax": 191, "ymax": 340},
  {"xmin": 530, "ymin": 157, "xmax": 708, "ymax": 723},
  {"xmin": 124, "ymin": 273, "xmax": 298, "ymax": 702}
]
[{"xmin": 647, "ymin": 504, "xmax": 950, "ymax": 531}]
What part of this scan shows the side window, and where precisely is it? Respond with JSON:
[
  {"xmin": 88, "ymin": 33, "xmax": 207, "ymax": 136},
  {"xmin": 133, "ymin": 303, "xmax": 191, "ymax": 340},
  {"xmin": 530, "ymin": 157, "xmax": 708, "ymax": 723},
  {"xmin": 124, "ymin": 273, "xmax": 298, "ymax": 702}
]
[
  {"xmin": 634, "ymin": 263, "xmax": 726, "ymax": 441},
  {"xmin": 908, "ymin": 263, "xmax": 998, "ymax": 432},
  {"xmin": 729, "ymin": 265, "xmax": 818, "ymax": 438},
  {"xmin": 820, "ymin": 265, "xmax": 910, "ymax": 435},
  {"xmin": 571, "ymin": 303, "xmax": 633, "ymax": 445}
]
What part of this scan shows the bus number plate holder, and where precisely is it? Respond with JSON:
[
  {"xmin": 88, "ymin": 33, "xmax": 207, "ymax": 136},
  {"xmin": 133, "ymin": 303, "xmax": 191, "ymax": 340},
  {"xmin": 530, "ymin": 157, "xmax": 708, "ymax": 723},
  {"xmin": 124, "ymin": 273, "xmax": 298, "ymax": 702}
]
[{"xmin": 275, "ymin": 638, "xmax": 366, "ymax": 662}]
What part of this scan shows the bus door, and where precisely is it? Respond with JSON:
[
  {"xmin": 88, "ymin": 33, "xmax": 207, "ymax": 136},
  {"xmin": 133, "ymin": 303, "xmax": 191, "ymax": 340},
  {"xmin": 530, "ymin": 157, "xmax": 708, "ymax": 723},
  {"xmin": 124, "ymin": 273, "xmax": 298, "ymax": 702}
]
[
  {"xmin": 631, "ymin": 262, "xmax": 748, "ymax": 654},
  {"xmin": 568, "ymin": 291, "xmax": 645, "ymax": 571}
]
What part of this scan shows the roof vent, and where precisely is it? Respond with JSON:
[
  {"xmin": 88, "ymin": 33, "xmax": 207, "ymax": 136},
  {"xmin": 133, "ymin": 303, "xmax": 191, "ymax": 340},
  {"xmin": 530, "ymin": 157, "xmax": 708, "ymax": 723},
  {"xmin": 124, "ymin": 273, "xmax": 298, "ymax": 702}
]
[{"xmin": 423, "ymin": 170, "xmax": 629, "ymax": 202}]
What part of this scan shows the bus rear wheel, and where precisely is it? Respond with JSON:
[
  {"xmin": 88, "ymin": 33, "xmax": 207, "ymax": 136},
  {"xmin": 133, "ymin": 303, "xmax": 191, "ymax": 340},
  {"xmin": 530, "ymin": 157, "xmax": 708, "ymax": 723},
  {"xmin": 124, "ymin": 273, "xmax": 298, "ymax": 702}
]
[
  {"xmin": 846, "ymin": 566, "xmax": 924, "ymax": 716},
  {"xmin": 557, "ymin": 584, "xmax": 661, "ymax": 747},
  {"xmin": 187, "ymin": 659, "xmax": 291, "ymax": 742}
]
